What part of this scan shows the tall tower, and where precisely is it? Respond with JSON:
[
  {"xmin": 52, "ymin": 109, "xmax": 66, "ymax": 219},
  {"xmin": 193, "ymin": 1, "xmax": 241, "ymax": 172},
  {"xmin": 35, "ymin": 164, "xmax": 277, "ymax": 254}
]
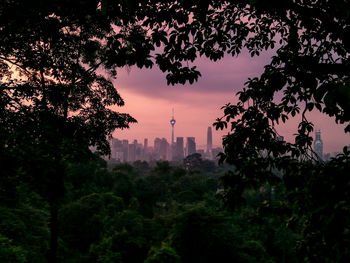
[
  {"xmin": 314, "ymin": 130, "xmax": 323, "ymax": 160},
  {"xmin": 170, "ymin": 109, "xmax": 176, "ymax": 145},
  {"xmin": 207, "ymin": 127, "xmax": 212, "ymax": 153}
]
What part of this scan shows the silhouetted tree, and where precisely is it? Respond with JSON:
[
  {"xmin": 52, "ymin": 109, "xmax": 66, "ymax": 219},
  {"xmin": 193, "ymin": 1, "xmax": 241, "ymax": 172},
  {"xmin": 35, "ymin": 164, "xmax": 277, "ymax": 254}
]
[
  {"xmin": 0, "ymin": 1, "xmax": 154, "ymax": 261},
  {"xmin": 141, "ymin": 1, "xmax": 350, "ymax": 261},
  {"xmin": 2, "ymin": 1, "xmax": 350, "ymax": 262}
]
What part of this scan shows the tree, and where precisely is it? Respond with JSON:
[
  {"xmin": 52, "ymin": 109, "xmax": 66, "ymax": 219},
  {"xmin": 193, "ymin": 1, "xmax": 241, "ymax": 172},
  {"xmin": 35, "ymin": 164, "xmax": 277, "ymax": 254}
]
[
  {"xmin": 88, "ymin": 210, "xmax": 150, "ymax": 263},
  {"xmin": 58, "ymin": 193, "xmax": 124, "ymax": 257},
  {"xmin": 138, "ymin": 0, "xmax": 350, "ymax": 145},
  {"xmin": 183, "ymin": 153, "xmax": 203, "ymax": 172},
  {"xmin": 0, "ymin": 1, "xmax": 156, "ymax": 262},
  {"xmin": 144, "ymin": 242, "xmax": 180, "ymax": 263},
  {"xmin": 140, "ymin": 0, "xmax": 350, "ymax": 261},
  {"xmin": 0, "ymin": 234, "xmax": 27, "ymax": 263},
  {"xmin": 2, "ymin": 0, "xmax": 350, "ymax": 261},
  {"xmin": 168, "ymin": 203, "xmax": 274, "ymax": 263}
]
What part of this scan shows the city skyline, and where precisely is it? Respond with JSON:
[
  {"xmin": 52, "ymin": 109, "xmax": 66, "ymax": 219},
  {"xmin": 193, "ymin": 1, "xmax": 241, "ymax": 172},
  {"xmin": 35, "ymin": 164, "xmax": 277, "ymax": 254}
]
[
  {"xmin": 109, "ymin": 127, "xmax": 221, "ymax": 163},
  {"xmin": 109, "ymin": 128, "xmax": 344, "ymax": 164},
  {"xmin": 112, "ymin": 103, "xmax": 349, "ymax": 153},
  {"xmin": 113, "ymin": 120, "xmax": 223, "ymax": 149},
  {"xmin": 111, "ymin": 52, "xmax": 350, "ymax": 153}
]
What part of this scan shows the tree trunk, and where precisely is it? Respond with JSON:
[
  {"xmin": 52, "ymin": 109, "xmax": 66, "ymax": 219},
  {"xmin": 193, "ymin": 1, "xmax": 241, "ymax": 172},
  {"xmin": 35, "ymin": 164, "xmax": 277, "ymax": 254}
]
[{"xmin": 48, "ymin": 200, "xmax": 58, "ymax": 263}]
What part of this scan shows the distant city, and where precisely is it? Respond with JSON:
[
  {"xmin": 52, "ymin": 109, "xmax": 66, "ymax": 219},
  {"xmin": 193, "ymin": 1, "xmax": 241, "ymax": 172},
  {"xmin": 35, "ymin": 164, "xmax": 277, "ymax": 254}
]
[
  {"xmin": 107, "ymin": 108, "xmax": 346, "ymax": 163},
  {"xmin": 108, "ymin": 111, "xmax": 222, "ymax": 162},
  {"xmin": 109, "ymin": 126, "xmax": 222, "ymax": 163}
]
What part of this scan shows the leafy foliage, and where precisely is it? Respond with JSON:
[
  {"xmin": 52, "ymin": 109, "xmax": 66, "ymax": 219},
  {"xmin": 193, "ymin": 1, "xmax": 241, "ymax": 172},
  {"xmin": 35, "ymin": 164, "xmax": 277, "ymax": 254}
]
[
  {"xmin": 0, "ymin": 234, "xmax": 27, "ymax": 263},
  {"xmin": 145, "ymin": 242, "xmax": 180, "ymax": 263},
  {"xmin": 2, "ymin": 1, "xmax": 350, "ymax": 262}
]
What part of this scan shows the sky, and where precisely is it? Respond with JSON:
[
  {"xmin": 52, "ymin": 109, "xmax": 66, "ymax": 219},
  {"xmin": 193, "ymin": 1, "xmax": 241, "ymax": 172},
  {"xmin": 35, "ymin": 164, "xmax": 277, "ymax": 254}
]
[{"xmin": 111, "ymin": 49, "xmax": 350, "ymax": 154}]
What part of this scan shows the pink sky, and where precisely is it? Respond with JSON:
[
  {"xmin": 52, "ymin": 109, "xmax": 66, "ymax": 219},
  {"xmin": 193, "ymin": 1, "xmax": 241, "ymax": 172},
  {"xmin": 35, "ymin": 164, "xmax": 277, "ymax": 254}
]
[{"xmin": 111, "ymin": 50, "xmax": 350, "ymax": 154}]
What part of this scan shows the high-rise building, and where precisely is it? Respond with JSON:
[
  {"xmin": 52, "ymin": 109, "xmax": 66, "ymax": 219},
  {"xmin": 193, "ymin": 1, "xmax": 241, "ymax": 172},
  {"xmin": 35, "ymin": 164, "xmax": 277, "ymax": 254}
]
[
  {"xmin": 173, "ymin": 137, "xmax": 184, "ymax": 161},
  {"xmin": 206, "ymin": 127, "xmax": 212, "ymax": 153},
  {"xmin": 110, "ymin": 138, "xmax": 124, "ymax": 160},
  {"xmin": 186, "ymin": 137, "xmax": 196, "ymax": 156},
  {"xmin": 143, "ymin": 138, "xmax": 149, "ymax": 161},
  {"xmin": 314, "ymin": 130, "xmax": 323, "ymax": 160},
  {"xmin": 144, "ymin": 138, "xmax": 148, "ymax": 151},
  {"xmin": 154, "ymin": 137, "xmax": 161, "ymax": 152},
  {"xmin": 160, "ymin": 138, "xmax": 169, "ymax": 160},
  {"xmin": 153, "ymin": 137, "xmax": 162, "ymax": 159},
  {"xmin": 128, "ymin": 143, "xmax": 136, "ymax": 163},
  {"xmin": 134, "ymin": 140, "xmax": 143, "ymax": 161},
  {"xmin": 122, "ymin": 140, "xmax": 129, "ymax": 162},
  {"xmin": 170, "ymin": 109, "xmax": 176, "ymax": 145}
]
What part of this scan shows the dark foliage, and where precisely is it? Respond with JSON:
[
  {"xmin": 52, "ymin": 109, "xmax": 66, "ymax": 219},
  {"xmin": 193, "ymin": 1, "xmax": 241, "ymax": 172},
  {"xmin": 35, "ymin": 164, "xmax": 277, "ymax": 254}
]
[{"xmin": 1, "ymin": 1, "xmax": 350, "ymax": 262}]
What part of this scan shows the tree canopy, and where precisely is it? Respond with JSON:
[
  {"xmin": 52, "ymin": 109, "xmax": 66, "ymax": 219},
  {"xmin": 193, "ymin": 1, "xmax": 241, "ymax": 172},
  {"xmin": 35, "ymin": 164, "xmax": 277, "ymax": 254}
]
[
  {"xmin": 1, "ymin": 1, "xmax": 350, "ymax": 262},
  {"xmin": 2, "ymin": 0, "xmax": 349, "ymax": 157},
  {"xmin": 1, "ymin": 1, "xmax": 155, "ymax": 261},
  {"xmin": 140, "ymin": 1, "xmax": 350, "ymax": 261}
]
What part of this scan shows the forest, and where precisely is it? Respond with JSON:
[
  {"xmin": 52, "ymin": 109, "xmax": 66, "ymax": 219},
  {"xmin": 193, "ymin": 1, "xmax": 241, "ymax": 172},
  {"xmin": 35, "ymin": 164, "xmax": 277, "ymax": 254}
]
[
  {"xmin": 2, "ymin": 153, "xmax": 349, "ymax": 262},
  {"xmin": 2, "ymin": 156, "xmax": 299, "ymax": 263},
  {"xmin": 1, "ymin": 0, "xmax": 350, "ymax": 262}
]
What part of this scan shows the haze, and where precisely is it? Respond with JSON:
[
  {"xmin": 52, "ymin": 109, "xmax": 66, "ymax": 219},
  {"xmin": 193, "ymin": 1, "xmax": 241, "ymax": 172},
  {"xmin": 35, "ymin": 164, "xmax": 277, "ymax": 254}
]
[{"xmin": 112, "ymin": 50, "xmax": 350, "ymax": 154}]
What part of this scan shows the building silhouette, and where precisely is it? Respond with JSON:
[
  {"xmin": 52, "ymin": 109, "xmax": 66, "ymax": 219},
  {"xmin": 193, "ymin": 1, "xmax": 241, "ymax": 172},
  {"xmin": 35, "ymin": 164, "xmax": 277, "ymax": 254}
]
[
  {"xmin": 154, "ymin": 138, "xmax": 162, "ymax": 160},
  {"xmin": 128, "ymin": 143, "xmax": 136, "ymax": 162},
  {"xmin": 186, "ymin": 137, "xmax": 196, "ymax": 156},
  {"xmin": 314, "ymin": 130, "xmax": 323, "ymax": 160},
  {"xmin": 143, "ymin": 138, "xmax": 149, "ymax": 161},
  {"xmin": 207, "ymin": 127, "xmax": 212, "ymax": 153},
  {"xmin": 107, "ymin": 117, "xmax": 219, "ymax": 163},
  {"xmin": 206, "ymin": 127, "xmax": 213, "ymax": 159},
  {"xmin": 160, "ymin": 138, "xmax": 169, "ymax": 160},
  {"xmin": 173, "ymin": 137, "xmax": 184, "ymax": 161},
  {"xmin": 122, "ymin": 140, "xmax": 128, "ymax": 162},
  {"xmin": 144, "ymin": 138, "xmax": 148, "ymax": 151},
  {"xmin": 108, "ymin": 134, "xmax": 220, "ymax": 163},
  {"xmin": 134, "ymin": 140, "xmax": 143, "ymax": 161}
]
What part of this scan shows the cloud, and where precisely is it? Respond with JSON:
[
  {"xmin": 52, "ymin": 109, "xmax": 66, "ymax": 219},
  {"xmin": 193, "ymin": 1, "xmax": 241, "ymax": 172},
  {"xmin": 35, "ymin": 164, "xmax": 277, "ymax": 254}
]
[{"xmin": 114, "ymin": 48, "xmax": 274, "ymax": 102}]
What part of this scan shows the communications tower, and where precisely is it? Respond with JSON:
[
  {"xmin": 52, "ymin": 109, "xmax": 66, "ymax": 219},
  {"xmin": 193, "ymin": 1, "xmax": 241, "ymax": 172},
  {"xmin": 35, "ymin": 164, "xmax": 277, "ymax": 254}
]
[{"xmin": 170, "ymin": 109, "xmax": 176, "ymax": 145}]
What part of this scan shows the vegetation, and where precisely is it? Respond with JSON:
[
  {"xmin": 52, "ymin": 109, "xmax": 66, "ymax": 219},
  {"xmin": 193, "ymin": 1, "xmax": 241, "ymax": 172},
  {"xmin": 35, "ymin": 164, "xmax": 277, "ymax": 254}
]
[
  {"xmin": 1, "ymin": 0, "xmax": 350, "ymax": 262},
  {"xmin": 0, "ymin": 157, "xmax": 301, "ymax": 263}
]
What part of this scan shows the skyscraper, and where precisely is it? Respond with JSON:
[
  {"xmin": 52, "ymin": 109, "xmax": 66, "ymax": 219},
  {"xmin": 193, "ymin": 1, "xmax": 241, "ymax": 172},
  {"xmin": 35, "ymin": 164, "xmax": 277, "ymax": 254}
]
[
  {"xmin": 186, "ymin": 137, "xmax": 196, "ymax": 156},
  {"xmin": 128, "ymin": 143, "xmax": 136, "ymax": 162},
  {"xmin": 160, "ymin": 138, "xmax": 169, "ymax": 160},
  {"xmin": 144, "ymin": 138, "xmax": 148, "ymax": 151},
  {"xmin": 143, "ymin": 138, "xmax": 149, "ymax": 161},
  {"xmin": 314, "ymin": 130, "xmax": 323, "ymax": 160},
  {"xmin": 170, "ymin": 109, "xmax": 176, "ymax": 145},
  {"xmin": 122, "ymin": 140, "xmax": 129, "ymax": 162},
  {"xmin": 173, "ymin": 137, "xmax": 184, "ymax": 161},
  {"xmin": 206, "ymin": 127, "xmax": 212, "ymax": 153},
  {"xmin": 110, "ymin": 138, "xmax": 123, "ymax": 160},
  {"xmin": 154, "ymin": 137, "xmax": 162, "ymax": 159}
]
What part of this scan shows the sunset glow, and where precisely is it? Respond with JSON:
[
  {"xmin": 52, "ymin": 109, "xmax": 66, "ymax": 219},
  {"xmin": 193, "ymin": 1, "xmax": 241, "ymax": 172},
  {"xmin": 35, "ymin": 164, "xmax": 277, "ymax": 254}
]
[{"xmin": 112, "ymin": 52, "xmax": 350, "ymax": 154}]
